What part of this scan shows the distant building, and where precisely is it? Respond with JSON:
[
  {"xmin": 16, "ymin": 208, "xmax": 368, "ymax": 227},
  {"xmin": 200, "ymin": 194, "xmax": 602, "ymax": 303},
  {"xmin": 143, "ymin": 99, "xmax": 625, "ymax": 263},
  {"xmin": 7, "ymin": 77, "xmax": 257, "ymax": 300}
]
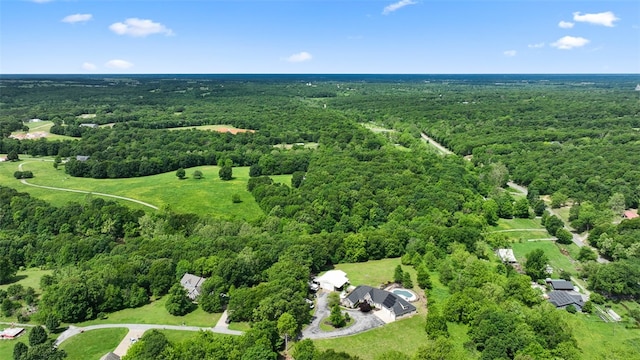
[
  {"xmin": 623, "ymin": 210, "xmax": 639, "ymax": 220},
  {"xmin": 0, "ymin": 327, "xmax": 25, "ymax": 339},
  {"xmin": 546, "ymin": 279, "xmax": 575, "ymax": 291},
  {"xmin": 76, "ymin": 155, "xmax": 90, "ymax": 162},
  {"xmin": 315, "ymin": 270, "xmax": 349, "ymax": 291},
  {"xmin": 180, "ymin": 273, "xmax": 207, "ymax": 300},
  {"xmin": 497, "ymin": 249, "xmax": 518, "ymax": 264},
  {"xmin": 80, "ymin": 123, "xmax": 99, "ymax": 129},
  {"xmin": 343, "ymin": 285, "xmax": 416, "ymax": 322}
]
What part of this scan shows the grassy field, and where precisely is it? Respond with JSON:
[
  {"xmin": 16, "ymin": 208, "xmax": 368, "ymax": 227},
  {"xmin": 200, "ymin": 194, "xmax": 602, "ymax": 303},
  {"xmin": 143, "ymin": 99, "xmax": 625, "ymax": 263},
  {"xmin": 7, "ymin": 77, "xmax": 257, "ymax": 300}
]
[
  {"xmin": 75, "ymin": 297, "xmax": 221, "ymax": 328},
  {"xmin": 227, "ymin": 321, "xmax": 252, "ymax": 331},
  {"xmin": 490, "ymin": 217, "xmax": 543, "ymax": 231},
  {"xmin": 11, "ymin": 121, "xmax": 77, "ymax": 141},
  {"xmin": 331, "ymin": 258, "xmax": 413, "ymax": 288},
  {"xmin": 0, "ymin": 268, "xmax": 52, "ymax": 292},
  {"xmin": 59, "ymin": 327, "xmax": 128, "ymax": 360},
  {"xmin": 0, "ymin": 157, "xmax": 290, "ymax": 220},
  {"xmin": 0, "ymin": 333, "xmax": 28, "ymax": 360},
  {"xmin": 568, "ymin": 313, "xmax": 640, "ymax": 359},
  {"xmin": 511, "ymin": 241, "xmax": 581, "ymax": 274},
  {"xmin": 167, "ymin": 124, "xmax": 254, "ymax": 133}
]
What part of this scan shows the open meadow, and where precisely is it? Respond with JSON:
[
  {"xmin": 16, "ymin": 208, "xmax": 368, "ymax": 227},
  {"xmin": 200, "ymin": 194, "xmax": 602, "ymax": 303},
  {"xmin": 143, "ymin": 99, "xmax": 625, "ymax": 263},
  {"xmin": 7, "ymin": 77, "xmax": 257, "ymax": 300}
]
[
  {"xmin": 59, "ymin": 328, "xmax": 128, "ymax": 360},
  {"xmin": 0, "ymin": 157, "xmax": 290, "ymax": 220}
]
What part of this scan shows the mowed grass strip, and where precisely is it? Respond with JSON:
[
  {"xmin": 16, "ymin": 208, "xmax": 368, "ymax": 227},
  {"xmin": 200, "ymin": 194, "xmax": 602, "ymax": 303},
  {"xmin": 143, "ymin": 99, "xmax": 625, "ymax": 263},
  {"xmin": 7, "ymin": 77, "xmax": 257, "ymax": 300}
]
[
  {"xmin": 567, "ymin": 313, "xmax": 640, "ymax": 359},
  {"xmin": 75, "ymin": 296, "xmax": 221, "ymax": 328},
  {"xmin": 59, "ymin": 327, "xmax": 128, "ymax": 360},
  {"xmin": 1, "ymin": 157, "xmax": 291, "ymax": 220},
  {"xmin": 490, "ymin": 218, "xmax": 543, "ymax": 231}
]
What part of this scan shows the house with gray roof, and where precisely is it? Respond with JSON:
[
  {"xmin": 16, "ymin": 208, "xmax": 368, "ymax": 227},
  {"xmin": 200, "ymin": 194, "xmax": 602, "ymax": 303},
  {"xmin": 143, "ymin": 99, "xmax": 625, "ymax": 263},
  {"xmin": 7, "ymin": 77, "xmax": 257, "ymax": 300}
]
[
  {"xmin": 548, "ymin": 291, "xmax": 585, "ymax": 311},
  {"xmin": 180, "ymin": 273, "xmax": 207, "ymax": 300},
  {"xmin": 343, "ymin": 285, "xmax": 416, "ymax": 321},
  {"xmin": 547, "ymin": 279, "xmax": 575, "ymax": 291}
]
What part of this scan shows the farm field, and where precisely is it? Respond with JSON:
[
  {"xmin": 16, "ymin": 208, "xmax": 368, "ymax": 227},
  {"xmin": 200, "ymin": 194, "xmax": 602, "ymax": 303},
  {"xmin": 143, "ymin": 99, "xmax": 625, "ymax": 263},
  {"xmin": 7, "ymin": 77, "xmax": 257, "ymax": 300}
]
[
  {"xmin": 0, "ymin": 157, "xmax": 291, "ymax": 220},
  {"xmin": 10, "ymin": 121, "xmax": 77, "ymax": 141},
  {"xmin": 167, "ymin": 124, "xmax": 255, "ymax": 134},
  {"xmin": 59, "ymin": 327, "xmax": 128, "ymax": 360},
  {"xmin": 75, "ymin": 296, "xmax": 221, "ymax": 328},
  {"xmin": 490, "ymin": 217, "xmax": 544, "ymax": 231}
]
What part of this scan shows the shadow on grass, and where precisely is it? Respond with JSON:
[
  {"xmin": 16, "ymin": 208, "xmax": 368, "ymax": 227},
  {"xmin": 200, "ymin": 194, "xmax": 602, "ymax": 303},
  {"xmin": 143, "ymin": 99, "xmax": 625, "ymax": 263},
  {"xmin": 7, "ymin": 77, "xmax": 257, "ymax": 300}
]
[{"xmin": 5, "ymin": 275, "xmax": 28, "ymax": 284}]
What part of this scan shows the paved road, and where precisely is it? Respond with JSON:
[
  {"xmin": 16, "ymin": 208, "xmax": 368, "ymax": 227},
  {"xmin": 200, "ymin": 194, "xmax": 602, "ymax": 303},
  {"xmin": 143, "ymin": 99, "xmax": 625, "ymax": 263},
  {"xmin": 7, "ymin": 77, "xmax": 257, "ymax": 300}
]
[
  {"xmin": 54, "ymin": 323, "xmax": 243, "ymax": 347},
  {"xmin": 420, "ymin": 133, "xmax": 453, "ymax": 155},
  {"xmin": 302, "ymin": 291, "xmax": 385, "ymax": 340},
  {"xmin": 18, "ymin": 161, "xmax": 159, "ymax": 210}
]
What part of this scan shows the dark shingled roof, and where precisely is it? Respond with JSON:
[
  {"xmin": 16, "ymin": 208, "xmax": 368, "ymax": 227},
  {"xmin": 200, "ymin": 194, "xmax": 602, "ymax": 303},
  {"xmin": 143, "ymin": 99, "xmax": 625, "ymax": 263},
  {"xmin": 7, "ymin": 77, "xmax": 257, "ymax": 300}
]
[
  {"xmin": 549, "ymin": 280, "xmax": 574, "ymax": 291},
  {"xmin": 100, "ymin": 352, "xmax": 121, "ymax": 360},
  {"xmin": 548, "ymin": 291, "xmax": 585, "ymax": 309},
  {"xmin": 345, "ymin": 285, "xmax": 416, "ymax": 317}
]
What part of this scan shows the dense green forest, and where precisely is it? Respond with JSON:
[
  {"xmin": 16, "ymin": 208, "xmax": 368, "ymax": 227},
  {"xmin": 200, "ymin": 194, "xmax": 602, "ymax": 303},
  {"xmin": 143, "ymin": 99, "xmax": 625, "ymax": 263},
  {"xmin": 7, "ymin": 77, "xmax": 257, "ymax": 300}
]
[{"xmin": 1, "ymin": 75, "xmax": 639, "ymax": 360}]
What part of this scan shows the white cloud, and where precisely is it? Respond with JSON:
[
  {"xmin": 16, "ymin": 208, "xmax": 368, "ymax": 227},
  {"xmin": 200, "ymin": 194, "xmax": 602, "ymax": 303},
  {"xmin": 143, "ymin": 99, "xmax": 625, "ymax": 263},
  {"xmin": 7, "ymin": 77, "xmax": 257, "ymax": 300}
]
[
  {"xmin": 285, "ymin": 52, "xmax": 313, "ymax": 63},
  {"xmin": 551, "ymin": 36, "xmax": 590, "ymax": 50},
  {"xmin": 109, "ymin": 18, "xmax": 173, "ymax": 37},
  {"xmin": 558, "ymin": 21, "xmax": 574, "ymax": 29},
  {"xmin": 62, "ymin": 14, "xmax": 92, "ymax": 24},
  {"xmin": 528, "ymin": 42, "xmax": 545, "ymax": 48},
  {"xmin": 573, "ymin": 11, "xmax": 619, "ymax": 27},
  {"xmin": 105, "ymin": 59, "xmax": 133, "ymax": 69},
  {"xmin": 382, "ymin": 0, "xmax": 417, "ymax": 15},
  {"xmin": 503, "ymin": 50, "xmax": 517, "ymax": 57},
  {"xmin": 82, "ymin": 62, "xmax": 97, "ymax": 71}
]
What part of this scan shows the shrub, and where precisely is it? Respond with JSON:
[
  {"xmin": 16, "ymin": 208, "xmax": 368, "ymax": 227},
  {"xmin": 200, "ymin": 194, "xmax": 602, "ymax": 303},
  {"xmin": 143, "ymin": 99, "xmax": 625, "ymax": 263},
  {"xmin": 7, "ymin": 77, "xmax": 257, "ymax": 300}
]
[{"xmin": 566, "ymin": 305, "xmax": 577, "ymax": 314}]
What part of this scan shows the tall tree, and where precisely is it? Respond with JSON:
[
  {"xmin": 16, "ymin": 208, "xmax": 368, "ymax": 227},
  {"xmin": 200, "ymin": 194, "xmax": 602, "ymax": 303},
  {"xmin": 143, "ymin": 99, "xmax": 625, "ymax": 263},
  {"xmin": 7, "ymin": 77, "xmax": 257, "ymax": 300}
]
[
  {"xmin": 524, "ymin": 249, "xmax": 549, "ymax": 280},
  {"xmin": 165, "ymin": 283, "xmax": 193, "ymax": 316},
  {"xmin": 277, "ymin": 312, "xmax": 297, "ymax": 351},
  {"xmin": 28, "ymin": 326, "xmax": 48, "ymax": 346},
  {"xmin": 219, "ymin": 159, "xmax": 233, "ymax": 181}
]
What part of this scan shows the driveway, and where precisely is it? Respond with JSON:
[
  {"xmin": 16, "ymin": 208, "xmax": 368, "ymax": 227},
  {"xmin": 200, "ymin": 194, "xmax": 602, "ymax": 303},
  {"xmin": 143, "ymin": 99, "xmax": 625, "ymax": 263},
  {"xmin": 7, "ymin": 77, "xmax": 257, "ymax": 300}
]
[{"xmin": 302, "ymin": 291, "xmax": 385, "ymax": 340}]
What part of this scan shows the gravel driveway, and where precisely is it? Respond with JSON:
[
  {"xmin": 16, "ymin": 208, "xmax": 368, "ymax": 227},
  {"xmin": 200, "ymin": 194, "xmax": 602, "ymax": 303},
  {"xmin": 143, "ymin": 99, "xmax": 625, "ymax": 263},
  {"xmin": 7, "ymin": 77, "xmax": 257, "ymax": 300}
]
[{"xmin": 301, "ymin": 291, "xmax": 385, "ymax": 339}]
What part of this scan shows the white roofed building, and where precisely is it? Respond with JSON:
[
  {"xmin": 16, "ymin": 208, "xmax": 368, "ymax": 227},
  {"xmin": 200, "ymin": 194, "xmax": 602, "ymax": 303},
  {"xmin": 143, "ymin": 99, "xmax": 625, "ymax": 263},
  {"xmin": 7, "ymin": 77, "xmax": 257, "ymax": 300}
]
[{"xmin": 315, "ymin": 270, "xmax": 349, "ymax": 291}]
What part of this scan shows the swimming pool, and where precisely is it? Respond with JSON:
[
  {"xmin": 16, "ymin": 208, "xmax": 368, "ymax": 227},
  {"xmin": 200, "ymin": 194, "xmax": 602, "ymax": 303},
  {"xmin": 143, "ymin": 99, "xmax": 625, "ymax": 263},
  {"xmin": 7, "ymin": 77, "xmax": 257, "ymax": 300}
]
[{"xmin": 391, "ymin": 288, "xmax": 417, "ymax": 302}]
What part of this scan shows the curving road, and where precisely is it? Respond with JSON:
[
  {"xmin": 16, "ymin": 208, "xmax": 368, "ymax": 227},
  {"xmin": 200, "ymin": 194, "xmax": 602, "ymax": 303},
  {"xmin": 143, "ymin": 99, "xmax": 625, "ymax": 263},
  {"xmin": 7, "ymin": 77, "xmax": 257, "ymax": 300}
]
[
  {"xmin": 18, "ymin": 161, "xmax": 158, "ymax": 210},
  {"xmin": 301, "ymin": 291, "xmax": 385, "ymax": 340}
]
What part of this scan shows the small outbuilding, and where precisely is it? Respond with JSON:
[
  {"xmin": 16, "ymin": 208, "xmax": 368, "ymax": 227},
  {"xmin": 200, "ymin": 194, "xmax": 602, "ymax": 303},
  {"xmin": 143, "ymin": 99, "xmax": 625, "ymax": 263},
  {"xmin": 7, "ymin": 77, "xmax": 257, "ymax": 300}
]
[
  {"xmin": 623, "ymin": 210, "xmax": 639, "ymax": 220},
  {"xmin": 497, "ymin": 249, "xmax": 517, "ymax": 264},
  {"xmin": 0, "ymin": 327, "xmax": 25, "ymax": 339},
  {"xmin": 315, "ymin": 270, "xmax": 349, "ymax": 291}
]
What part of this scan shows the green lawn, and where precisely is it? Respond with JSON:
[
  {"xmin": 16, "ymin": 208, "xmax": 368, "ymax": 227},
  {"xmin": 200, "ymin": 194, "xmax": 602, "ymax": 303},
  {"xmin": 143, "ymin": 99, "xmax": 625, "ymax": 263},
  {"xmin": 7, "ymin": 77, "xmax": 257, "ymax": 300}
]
[
  {"xmin": 227, "ymin": 321, "xmax": 252, "ymax": 332},
  {"xmin": 511, "ymin": 241, "xmax": 580, "ymax": 274},
  {"xmin": 0, "ymin": 333, "xmax": 28, "ymax": 360},
  {"xmin": 568, "ymin": 313, "xmax": 640, "ymax": 359},
  {"xmin": 331, "ymin": 258, "xmax": 412, "ymax": 288},
  {"xmin": 490, "ymin": 218, "xmax": 543, "ymax": 231},
  {"xmin": 59, "ymin": 327, "xmax": 128, "ymax": 360},
  {"xmin": 0, "ymin": 157, "xmax": 290, "ymax": 220},
  {"xmin": 0, "ymin": 268, "xmax": 52, "ymax": 292},
  {"xmin": 493, "ymin": 230, "xmax": 552, "ymax": 242},
  {"xmin": 11, "ymin": 121, "xmax": 77, "ymax": 141},
  {"xmin": 75, "ymin": 297, "xmax": 221, "ymax": 328}
]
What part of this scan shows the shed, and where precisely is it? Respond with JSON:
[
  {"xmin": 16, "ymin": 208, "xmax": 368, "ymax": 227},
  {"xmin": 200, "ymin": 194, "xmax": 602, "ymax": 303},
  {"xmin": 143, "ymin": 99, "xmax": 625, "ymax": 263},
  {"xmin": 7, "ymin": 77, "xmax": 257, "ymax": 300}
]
[
  {"xmin": 76, "ymin": 155, "xmax": 90, "ymax": 162},
  {"xmin": 0, "ymin": 327, "xmax": 25, "ymax": 339},
  {"xmin": 623, "ymin": 210, "xmax": 639, "ymax": 220},
  {"xmin": 315, "ymin": 270, "xmax": 349, "ymax": 291},
  {"xmin": 497, "ymin": 249, "xmax": 517, "ymax": 264}
]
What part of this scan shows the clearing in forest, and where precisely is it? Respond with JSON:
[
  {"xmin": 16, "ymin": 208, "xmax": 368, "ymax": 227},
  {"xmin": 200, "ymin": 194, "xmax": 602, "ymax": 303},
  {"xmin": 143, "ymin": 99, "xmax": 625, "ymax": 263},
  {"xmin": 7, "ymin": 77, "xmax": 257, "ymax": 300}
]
[{"xmin": 167, "ymin": 124, "xmax": 255, "ymax": 134}]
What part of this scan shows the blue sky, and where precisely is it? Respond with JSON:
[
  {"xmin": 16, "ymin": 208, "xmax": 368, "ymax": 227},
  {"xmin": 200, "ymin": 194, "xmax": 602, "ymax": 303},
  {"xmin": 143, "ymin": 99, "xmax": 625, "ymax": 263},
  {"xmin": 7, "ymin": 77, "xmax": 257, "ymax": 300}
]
[{"xmin": 1, "ymin": 0, "xmax": 638, "ymax": 74}]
